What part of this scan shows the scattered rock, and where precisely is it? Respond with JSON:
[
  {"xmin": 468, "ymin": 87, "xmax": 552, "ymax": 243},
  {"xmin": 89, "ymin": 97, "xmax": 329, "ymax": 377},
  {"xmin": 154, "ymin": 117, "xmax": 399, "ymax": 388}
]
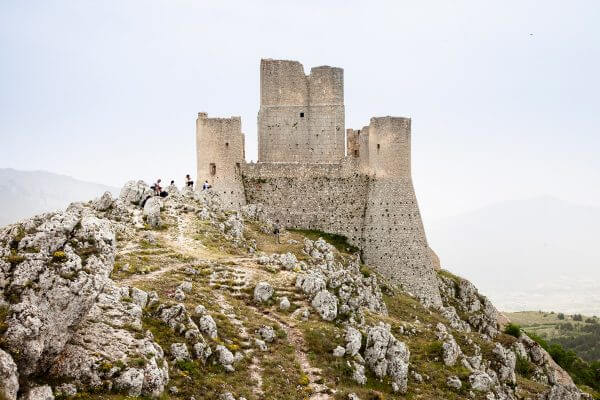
[
  {"xmin": 447, "ymin": 375, "xmax": 462, "ymax": 389},
  {"xmin": 311, "ymin": 290, "xmax": 338, "ymax": 321},
  {"xmin": 257, "ymin": 325, "xmax": 275, "ymax": 342},
  {"xmin": 143, "ymin": 197, "xmax": 162, "ymax": 228},
  {"xmin": 333, "ymin": 346, "xmax": 346, "ymax": 357},
  {"xmin": 171, "ymin": 343, "xmax": 191, "ymax": 361},
  {"xmin": 198, "ymin": 315, "xmax": 218, "ymax": 339},
  {"xmin": 469, "ymin": 371, "xmax": 493, "ymax": 392},
  {"xmin": 20, "ymin": 385, "xmax": 54, "ymax": 400},
  {"xmin": 279, "ymin": 296, "xmax": 291, "ymax": 310},
  {"xmin": 253, "ymin": 281, "xmax": 274, "ymax": 303},
  {"xmin": 345, "ymin": 327, "xmax": 362, "ymax": 356}
]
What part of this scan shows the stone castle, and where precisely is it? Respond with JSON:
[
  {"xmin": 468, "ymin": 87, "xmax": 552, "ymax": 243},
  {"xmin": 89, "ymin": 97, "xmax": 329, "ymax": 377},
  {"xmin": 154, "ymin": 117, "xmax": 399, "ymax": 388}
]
[{"xmin": 196, "ymin": 59, "xmax": 441, "ymax": 305}]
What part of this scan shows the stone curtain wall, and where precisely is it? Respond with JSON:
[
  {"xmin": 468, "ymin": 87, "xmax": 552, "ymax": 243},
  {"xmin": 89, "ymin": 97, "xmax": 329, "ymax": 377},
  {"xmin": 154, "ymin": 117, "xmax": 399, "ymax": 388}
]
[
  {"xmin": 258, "ymin": 59, "xmax": 345, "ymax": 163},
  {"xmin": 196, "ymin": 113, "xmax": 246, "ymax": 209},
  {"xmin": 241, "ymin": 161, "xmax": 369, "ymax": 245}
]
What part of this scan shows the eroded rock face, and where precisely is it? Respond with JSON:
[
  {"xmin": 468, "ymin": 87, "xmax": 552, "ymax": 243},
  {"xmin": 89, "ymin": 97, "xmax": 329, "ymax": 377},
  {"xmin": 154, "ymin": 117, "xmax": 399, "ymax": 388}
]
[
  {"xmin": 0, "ymin": 207, "xmax": 115, "ymax": 377},
  {"xmin": 48, "ymin": 281, "xmax": 169, "ymax": 397},
  {"xmin": 94, "ymin": 191, "xmax": 114, "ymax": 212},
  {"xmin": 0, "ymin": 349, "xmax": 19, "ymax": 400},
  {"xmin": 119, "ymin": 180, "xmax": 153, "ymax": 206},
  {"xmin": 143, "ymin": 197, "xmax": 162, "ymax": 228},
  {"xmin": 20, "ymin": 385, "xmax": 54, "ymax": 400},
  {"xmin": 438, "ymin": 275, "xmax": 499, "ymax": 338},
  {"xmin": 296, "ymin": 244, "xmax": 387, "ymax": 323},
  {"xmin": 364, "ymin": 323, "xmax": 410, "ymax": 394}
]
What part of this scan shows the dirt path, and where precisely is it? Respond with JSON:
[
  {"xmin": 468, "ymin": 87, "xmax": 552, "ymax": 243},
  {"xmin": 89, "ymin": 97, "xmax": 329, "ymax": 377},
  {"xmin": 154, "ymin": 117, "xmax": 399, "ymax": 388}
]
[{"xmin": 251, "ymin": 308, "xmax": 333, "ymax": 400}]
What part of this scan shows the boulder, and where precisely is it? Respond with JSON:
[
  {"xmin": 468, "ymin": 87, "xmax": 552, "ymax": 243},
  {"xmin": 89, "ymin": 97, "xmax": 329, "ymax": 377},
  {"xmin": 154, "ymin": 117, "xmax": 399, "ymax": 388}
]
[
  {"xmin": 19, "ymin": 385, "xmax": 54, "ymax": 400},
  {"xmin": 0, "ymin": 210, "xmax": 115, "ymax": 378},
  {"xmin": 0, "ymin": 349, "xmax": 18, "ymax": 400},
  {"xmin": 364, "ymin": 323, "xmax": 410, "ymax": 394},
  {"xmin": 198, "ymin": 315, "xmax": 218, "ymax": 339},
  {"xmin": 333, "ymin": 346, "xmax": 346, "ymax": 357},
  {"xmin": 119, "ymin": 180, "xmax": 153, "ymax": 206},
  {"xmin": 193, "ymin": 341, "xmax": 212, "ymax": 363},
  {"xmin": 446, "ymin": 375, "xmax": 462, "ymax": 389},
  {"xmin": 94, "ymin": 191, "xmax": 114, "ymax": 211},
  {"xmin": 143, "ymin": 197, "xmax": 162, "ymax": 228},
  {"xmin": 311, "ymin": 290, "xmax": 338, "ymax": 321},
  {"xmin": 279, "ymin": 297, "xmax": 291, "ymax": 311},
  {"xmin": 345, "ymin": 327, "xmax": 362, "ymax": 356},
  {"xmin": 253, "ymin": 282, "xmax": 274, "ymax": 303},
  {"xmin": 257, "ymin": 325, "xmax": 275, "ymax": 342},
  {"xmin": 469, "ymin": 371, "xmax": 493, "ymax": 392},
  {"xmin": 171, "ymin": 343, "xmax": 191, "ymax": 361}
]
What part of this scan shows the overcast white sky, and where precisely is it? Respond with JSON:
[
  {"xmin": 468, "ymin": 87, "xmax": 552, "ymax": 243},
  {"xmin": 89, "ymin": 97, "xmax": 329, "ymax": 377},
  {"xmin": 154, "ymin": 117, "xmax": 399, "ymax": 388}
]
[{"xmin": 1, "ymin": 0, "xmax": 599, "ymax": 223}]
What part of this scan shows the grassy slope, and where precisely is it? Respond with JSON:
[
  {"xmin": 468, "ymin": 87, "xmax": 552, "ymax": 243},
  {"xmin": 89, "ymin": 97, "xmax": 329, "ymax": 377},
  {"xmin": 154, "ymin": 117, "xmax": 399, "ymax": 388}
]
[{"xmin": 54, "ymin": 207, "xmax": 555, "ymax": 400}]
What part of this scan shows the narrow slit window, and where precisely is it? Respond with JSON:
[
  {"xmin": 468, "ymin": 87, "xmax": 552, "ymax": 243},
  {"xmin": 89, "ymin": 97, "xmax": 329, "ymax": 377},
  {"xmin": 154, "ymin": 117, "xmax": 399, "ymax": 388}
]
[
  {"xmin": 377, "ymin": 143, "xmax": 380, "ymax": 153},
  {"xmin": 300, "ymin": 112, "xmax": 304, "ymax": 117},
  {"xmin": 209, "ymin": 163, "xmax": 216, "ymax": 176}
]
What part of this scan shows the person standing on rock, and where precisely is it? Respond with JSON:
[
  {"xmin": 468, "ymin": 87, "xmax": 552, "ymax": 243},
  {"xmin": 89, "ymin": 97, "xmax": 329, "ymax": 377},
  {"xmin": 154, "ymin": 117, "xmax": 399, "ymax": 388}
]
[
  {"xmin": 202, "ymin": 180, "xmax": 212, "ymax": 190},
  {"xmin": 152, "ymin": 179, "xmax": 162, "ymax": 196},
  {"xmin": 273, "ymin": 224, "xmax": 281, "ymax": 244},
  {"xmin": 186, "ymin": 174, "xmax": 194, "ymax": 188}
]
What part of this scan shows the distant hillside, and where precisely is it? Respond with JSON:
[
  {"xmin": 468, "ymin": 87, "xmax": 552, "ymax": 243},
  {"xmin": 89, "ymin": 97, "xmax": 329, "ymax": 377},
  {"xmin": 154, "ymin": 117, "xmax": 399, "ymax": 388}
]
[
  {"xmin": 506, "ymin": 311, "xmax": 600, "ymax": 362},
  {"xmin": 0, "ymin": 168, "xmax": 118, "ymax": 226},
  {"xmin": 426, "ymin": 196, "xmax": 600, "ymax": 316}
]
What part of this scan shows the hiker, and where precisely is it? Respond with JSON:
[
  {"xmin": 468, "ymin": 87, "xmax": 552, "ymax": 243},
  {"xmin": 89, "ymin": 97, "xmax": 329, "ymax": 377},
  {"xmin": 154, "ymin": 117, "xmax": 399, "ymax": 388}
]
[
  {"xmin": 152, "ymin": 179, "xmax": 168, "ymax": 198},
  {"xmin": 202, "ymin": 180, "xmax": 212, "ymax": 190},
  {"xmin": 273, "ymin": 224, "xmax": 281, "ymax": 244},
  {"xmin": 186, "ymin": 174, "xmax": 194, "ymax": 188},
  {"xmin": 170, "ymin": 180, "xmax": 175, "ymax": 185},
  {"xmin": 152, "ymin": 179, "xmax": 162, "ymax": 196}
]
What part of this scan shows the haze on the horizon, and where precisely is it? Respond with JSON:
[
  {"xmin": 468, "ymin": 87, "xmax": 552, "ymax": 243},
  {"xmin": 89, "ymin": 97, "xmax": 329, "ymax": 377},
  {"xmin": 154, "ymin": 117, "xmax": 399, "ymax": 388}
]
[{"xmin": 1, "ymin": 0, "xmax": 599, "ymax": 223}]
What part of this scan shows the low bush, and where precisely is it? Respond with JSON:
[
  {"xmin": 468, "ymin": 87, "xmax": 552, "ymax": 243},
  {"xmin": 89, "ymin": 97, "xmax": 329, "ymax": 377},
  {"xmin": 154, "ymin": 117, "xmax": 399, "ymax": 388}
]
[{"xmin": 504, "ymin": 323, "xmax": 522, "ymax": 338}]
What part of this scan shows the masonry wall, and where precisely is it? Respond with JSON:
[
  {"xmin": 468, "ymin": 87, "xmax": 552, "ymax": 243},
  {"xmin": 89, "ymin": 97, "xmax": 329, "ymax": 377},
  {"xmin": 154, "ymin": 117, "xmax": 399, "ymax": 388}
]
[
  {"xmin": 258, "ymin": 59, "xmax": 345, "ymax": 163},
  {"xmin": 196, "ymin": 113, "xmax": 246, "ymax": 209},
  {"xmin": 359, "ymin": 117, "xmax": 442, "ymax": 306},
  {"xmin": 241, "ymin": 160, "xmax": 368, "ymax": 244}
]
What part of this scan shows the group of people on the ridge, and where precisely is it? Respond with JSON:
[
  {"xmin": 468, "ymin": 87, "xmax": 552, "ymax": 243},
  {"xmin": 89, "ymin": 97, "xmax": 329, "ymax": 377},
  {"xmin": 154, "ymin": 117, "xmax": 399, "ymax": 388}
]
[{"xmin": 150, "ymin": 174, "xmax": 212, "ymax": 197}]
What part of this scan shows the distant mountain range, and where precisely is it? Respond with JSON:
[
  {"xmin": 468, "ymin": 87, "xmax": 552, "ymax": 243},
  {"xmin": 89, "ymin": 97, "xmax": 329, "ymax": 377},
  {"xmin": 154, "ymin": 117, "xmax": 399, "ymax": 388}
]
[
  {"xmin": 0, "ymin": 168, "xmax": 118, "ymax": 226},
  {"xmin": 426, "ymin": 196, "xmax": 600, "ymax": 316}
]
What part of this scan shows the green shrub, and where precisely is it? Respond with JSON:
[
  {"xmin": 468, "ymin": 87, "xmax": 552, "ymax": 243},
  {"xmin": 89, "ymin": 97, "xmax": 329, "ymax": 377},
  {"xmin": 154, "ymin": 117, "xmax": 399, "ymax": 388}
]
[
  {"xmin": 515, "ymin": 355, "xmax": 534, "ymax": 377},
  {"xmin": 0, "ymin": 304, "xmax": 9, "ymax": 334},
  {"xmin": 558, "ymin": 313, "xmax": 565, "ymax": 320},
  {"xmin": 504, "ymin": 323, "xmax": 522, "ymax": 338},
  {"xmin": 425, "ymin": 341, "xmax": 444, "ymax": 359},
  {"xmin": 52, "ymin": 251, "xmax": 67, "ymax": 262},
  {"xmin": 573, "ymin": 314, "xmax": 583, "ymax": 322},
  {"xmin": 5, "ymin": 251, "xmax": 25, "ymax": 266}
]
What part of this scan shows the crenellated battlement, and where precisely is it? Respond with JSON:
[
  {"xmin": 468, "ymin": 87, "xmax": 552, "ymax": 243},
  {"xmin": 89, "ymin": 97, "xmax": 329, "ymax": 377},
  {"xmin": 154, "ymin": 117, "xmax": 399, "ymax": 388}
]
[{"xmin": 196, "ymin": 59, "xmax": 442, "ymax": 305}]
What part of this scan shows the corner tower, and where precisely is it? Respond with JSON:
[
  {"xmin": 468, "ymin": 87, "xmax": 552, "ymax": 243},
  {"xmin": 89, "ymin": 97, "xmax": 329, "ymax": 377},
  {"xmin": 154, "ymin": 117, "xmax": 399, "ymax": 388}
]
[
  {"xmin": 258, "ymin": 59, "xmax": 345, "ymax": 163},
  {"xmin": 196, "ymin": 112, "xmax": 246, "ymax": 209},
  {"xmin": 361, "ymin": 117, "xmax": 442, "ymax": 306}
]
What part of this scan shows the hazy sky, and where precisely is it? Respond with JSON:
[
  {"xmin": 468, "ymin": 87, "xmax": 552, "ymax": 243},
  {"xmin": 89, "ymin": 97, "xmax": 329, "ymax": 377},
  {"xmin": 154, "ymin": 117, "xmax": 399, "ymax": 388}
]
[{"xmin": 1, "ymin": 0, "xmax": 599, "ymax": 223}]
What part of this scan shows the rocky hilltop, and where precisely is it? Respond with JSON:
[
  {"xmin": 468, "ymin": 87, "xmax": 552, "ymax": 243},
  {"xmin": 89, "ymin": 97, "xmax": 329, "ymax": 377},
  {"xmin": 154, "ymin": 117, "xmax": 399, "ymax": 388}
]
[{"xmin": 0, "ymin": 181, "xmax": 592, "ymax": 400}]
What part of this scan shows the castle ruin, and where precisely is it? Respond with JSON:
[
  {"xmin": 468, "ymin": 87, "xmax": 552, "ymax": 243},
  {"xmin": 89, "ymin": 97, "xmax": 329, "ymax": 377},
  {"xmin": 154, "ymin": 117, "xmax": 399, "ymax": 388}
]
[{"xmin": 196, "ymin": 59, "xmax": 441, "ymax": 306}]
